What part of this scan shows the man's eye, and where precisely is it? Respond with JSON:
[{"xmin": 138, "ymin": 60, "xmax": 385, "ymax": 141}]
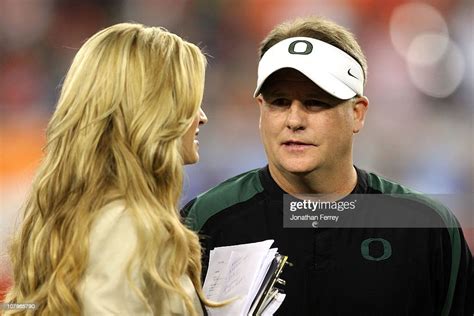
[
  {"xmin": 271, "ymin": 98, "xmax": 291, "ymax": 106},
  {"xmin": 305, "ymin": 100, "xmax": 331, "ymax": 107}
]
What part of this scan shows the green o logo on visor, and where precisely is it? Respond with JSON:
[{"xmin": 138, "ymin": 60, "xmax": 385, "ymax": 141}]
[
  {"xmin": 361, "ymin": 238, "xmax": 392, "ymax": 261},
  {"xmin": 288, "ymin": 40, "xmax": 313, "ymax": 55}
]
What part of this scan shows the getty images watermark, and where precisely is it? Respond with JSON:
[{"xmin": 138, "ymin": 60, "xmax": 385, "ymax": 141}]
[
  {"xmin": 284, "ymin": 195, "xmax": 357, "ymax": 227},
  {"xmin": 283, "ymin": 194, "xmax": 472, "ymax": 228}
]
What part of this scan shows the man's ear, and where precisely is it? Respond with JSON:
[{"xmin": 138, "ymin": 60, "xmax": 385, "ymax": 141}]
[
  {"xmin": 256, "ymin": 94, "xmax": 265, "ymax": 107},
  {"xmin": 256, "ymin": 95, "xmax": 264, "ymax": 128},
  {"xmin": 352, "ymin": 96, "xmax": 369, "ymax": 134}
]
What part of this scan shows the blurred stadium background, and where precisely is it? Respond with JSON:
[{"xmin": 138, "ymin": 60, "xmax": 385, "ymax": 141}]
[{"xmin": 1, "ymin": 0, "xmax": 472, "ymax": 301}]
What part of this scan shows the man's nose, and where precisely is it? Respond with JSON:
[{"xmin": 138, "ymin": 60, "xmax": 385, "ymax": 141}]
[{"xmin": 286, "ymin": 101, "xmax": 306, "ymax": 131}]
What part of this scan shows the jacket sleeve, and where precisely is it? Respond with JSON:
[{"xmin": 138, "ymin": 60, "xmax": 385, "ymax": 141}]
[
  {"xmin": 435, "ymin": 223, "xmax": 473, "ymax": 316},
  {"xmin": 449, "ymin": 226, "xmax": 473, "ymax": 316}
]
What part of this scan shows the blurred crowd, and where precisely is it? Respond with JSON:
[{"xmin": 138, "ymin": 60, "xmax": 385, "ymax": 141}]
[{"xmin": 0, "ymin": 0, "xmax": 473, "ymax": 300}]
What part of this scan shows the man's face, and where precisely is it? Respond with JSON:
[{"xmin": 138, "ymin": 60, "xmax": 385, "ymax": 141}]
[{"xmin": 256, "ymin": 69, "xmax": 367, "ymax": 175}]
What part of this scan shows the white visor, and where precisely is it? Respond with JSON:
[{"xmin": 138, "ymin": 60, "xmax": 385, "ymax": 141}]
[{"xmin": 254, "ymin": 37, "xmax": 364, "ymax": 99}]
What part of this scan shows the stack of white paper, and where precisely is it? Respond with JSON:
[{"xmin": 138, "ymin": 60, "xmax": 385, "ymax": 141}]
[{"xmin": 203, "ymin": 240, "xmax": 286, "ymax": 316}]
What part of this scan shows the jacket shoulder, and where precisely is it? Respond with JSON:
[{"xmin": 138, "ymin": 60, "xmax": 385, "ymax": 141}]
[
  {"xmin": 184, "ymin": 168, "xmax": 264, "ymax": 231},
  {"xmin": 366, "ymin": 171, "xmax": 459, "ymax": 228}
]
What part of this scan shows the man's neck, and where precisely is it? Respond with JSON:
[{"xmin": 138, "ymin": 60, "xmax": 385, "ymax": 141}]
[{"xmin": 268, "ymin": 163, "xmax": 358, "ymax": 196}]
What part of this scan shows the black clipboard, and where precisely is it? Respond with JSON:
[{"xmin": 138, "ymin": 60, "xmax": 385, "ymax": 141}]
[{"xmin": 249, "ymin": 254, "xmax": 290, "ymax": 315}]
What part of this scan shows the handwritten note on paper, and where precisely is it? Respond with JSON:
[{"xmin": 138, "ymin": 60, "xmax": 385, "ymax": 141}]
[
  {"xmin": 203, "ymin": 258, "xmax": 228, "ymax": 301},
  {"xmin": 222, "ymin": 252, "xmax": 247, "ymax": 295},
  {"xmin": 203, "ymin": 250, "xmax": 238, "ymax": 301},
  {"xmin": 204, "ymin": 240, "xmax": 275, "ymax": 316}
]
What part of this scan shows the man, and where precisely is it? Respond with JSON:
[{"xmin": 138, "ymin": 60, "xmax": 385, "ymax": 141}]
[{"xmin": 183, "ymin": 16, "xmax": 473, "ymax": 315}]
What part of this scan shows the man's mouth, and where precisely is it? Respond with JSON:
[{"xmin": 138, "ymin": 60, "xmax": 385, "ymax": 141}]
[
  {"xmin": 282, "ymin": 140, "xmax": 315, "ymax": 150},
  {"xmin": 282, "ymin": 140, "xmax": 313, "ymax": 145}
]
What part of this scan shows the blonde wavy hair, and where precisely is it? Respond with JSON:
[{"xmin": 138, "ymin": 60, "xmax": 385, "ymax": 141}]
[{"xmin": 5, "ymin": 23, "xmax": 216, "ymax": 315}]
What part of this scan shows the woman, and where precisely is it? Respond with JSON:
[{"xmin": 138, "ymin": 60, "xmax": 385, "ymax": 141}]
[{"xmin": 5, "ymin": 23, "xmax": 217, "ymax": 315}]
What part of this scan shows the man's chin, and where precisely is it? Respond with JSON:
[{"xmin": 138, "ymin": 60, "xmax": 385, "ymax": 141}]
[{"xmin": 280, "ymin": 161, "xmax": 319, "ymax": 175}]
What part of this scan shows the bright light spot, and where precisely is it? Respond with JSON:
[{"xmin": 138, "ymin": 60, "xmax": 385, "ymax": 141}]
[
  {"xmin": 407, "ymin": 38, "xmax": 465, "ymax": 98},
  {"xmin": 406, "ymin": 33, "xmax": 449, "ymax": 66},
  {"xmin": 390, "ymin": 3, "xmax": 448, "ymax": 58}
]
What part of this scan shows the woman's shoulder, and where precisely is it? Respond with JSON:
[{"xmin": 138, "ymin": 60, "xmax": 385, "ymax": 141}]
[
  {"xmin": 91, "ymin": 199, "xmax": 129, "ymax": 229},
  {"xmin": 90, "ymin": 200, "xmax": 133, "ymax": 235},
  {"xmin": 87, "ymin": 200, "xmax": 137, "ymax": 264}
]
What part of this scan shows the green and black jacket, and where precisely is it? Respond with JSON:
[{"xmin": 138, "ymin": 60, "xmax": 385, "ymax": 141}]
[{"xmin": 183, "ymin": 166, "xmax": 473, "ymax": 315}]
